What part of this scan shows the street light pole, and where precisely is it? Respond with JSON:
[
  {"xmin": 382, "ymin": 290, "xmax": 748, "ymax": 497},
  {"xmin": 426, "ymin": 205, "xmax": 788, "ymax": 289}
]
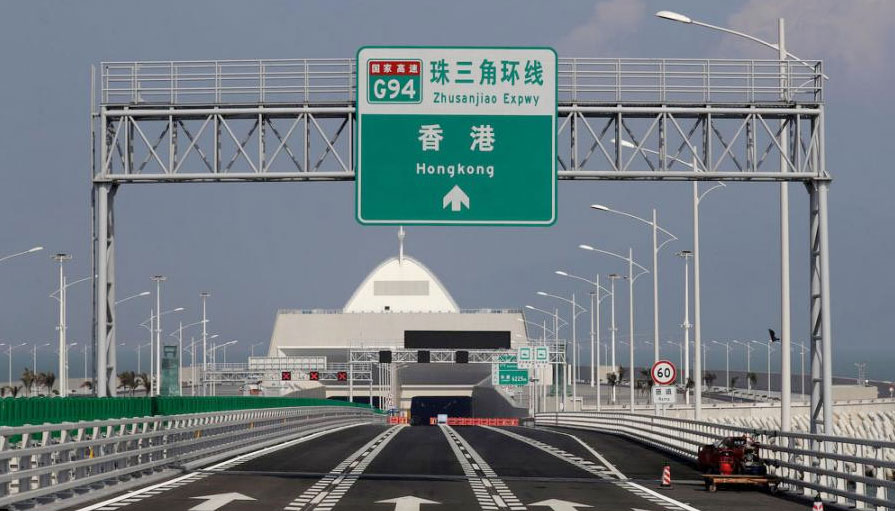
[
  {"xmin": 151, "ymin": 276, "xmax": 166, "ymax": 396},
  {"xmin": 654, "ymin": 8, "xmax": 809, "ymax": 432},
  {"xmin": 609, "ymin": 274, "xmax": 620, "ymax": 404},
  {"xmin": 591, "ymin": 205, "xmax": 677, "ymax": 368},
  {"xmin": 53, "ymin": 253, "xmax": 72, "ymax": 396},
  {"xmin": 677, "ymin": 250, "xmax": 693, "ymax": 403},
  {"xmin": 201, "ymin": 292, "xmax": 210, "ymax": 396},
  {"xmin": 627, "ymin": 248, "xmax": 635, "ymax": 410}
]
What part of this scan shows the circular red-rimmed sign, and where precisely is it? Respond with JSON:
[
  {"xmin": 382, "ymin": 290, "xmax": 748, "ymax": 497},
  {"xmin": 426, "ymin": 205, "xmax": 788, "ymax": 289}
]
[{"xmin": 651, "ymin": 360, "xmax": 677, "ymax": 385}]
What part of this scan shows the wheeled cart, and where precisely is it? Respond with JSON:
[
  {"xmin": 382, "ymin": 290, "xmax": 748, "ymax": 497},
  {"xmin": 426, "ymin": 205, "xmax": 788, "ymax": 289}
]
[{"xmin": 703, "ymin": 474, "xmax": 781, "ymax": 493}]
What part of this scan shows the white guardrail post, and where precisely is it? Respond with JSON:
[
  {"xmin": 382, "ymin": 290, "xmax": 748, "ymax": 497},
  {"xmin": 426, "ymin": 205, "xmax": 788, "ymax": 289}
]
[
  {"xmin": 0, "ymin": 406, "xmax": 382, "ymax": 508},
  {"xmin": 536, "ymin": 411, "xmax": 895, "ymax": 510}
]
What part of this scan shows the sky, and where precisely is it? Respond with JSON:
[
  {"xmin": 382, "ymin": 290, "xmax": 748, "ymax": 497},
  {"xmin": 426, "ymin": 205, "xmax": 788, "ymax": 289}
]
[{"xmin": 0, "ymin": 0, "xmax": 893, "ymax": 382}]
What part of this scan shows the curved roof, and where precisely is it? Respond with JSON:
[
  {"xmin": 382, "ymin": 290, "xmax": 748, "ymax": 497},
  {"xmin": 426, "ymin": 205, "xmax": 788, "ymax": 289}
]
[{"xmin": 343, "ymin": 256, "xmax": 459, "ymax": 313}]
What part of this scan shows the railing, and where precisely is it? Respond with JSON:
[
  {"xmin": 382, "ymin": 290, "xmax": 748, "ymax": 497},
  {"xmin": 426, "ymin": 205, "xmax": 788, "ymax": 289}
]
[
  {"xmin": 100, "ymin": 58, "xmax": 823, "ymax": 106},
  {"xmin": 537, "ymin": 412, "xmax": 895, "ymax": 509},
  {"xmin": 0, "ymin": 405, "xmax": 381, "ymax": 508}
]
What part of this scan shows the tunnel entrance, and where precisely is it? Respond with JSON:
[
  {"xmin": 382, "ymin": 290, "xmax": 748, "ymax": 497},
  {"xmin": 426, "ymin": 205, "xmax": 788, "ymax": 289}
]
[{"xmin": 410, "ymin": 396, "xmax": 471, "ymax": 425}]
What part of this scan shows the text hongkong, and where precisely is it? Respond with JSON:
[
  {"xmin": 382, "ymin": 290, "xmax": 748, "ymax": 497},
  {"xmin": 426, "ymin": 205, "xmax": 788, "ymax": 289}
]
[{"xmin": 416, "ymin": 162, "xmax": 494, "ymax": 179}]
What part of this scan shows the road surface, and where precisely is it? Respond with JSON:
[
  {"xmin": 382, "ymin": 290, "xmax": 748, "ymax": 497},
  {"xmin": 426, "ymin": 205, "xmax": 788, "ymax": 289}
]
[{"xmin": 66, "ymin": 423, "xmax": 816, "ymax": 511}]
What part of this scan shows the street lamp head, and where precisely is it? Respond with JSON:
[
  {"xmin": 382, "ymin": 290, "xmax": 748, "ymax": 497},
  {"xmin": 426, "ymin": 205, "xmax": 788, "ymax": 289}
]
[
  {"xmin": 524, "ymin": 305, "xmax": 536, "ymax": 311},
  {"xmin": 52, "ymin": 253, "xmax": 72, "ymax": 262},
  {"xmin": 579, "ymin": 244, "xmax": 594, "ymax": 251},
  {"xmin": 173, "ymin": 307, "xmax": 185, "ymax": 312},
  {"xmin": 208, "ymin": 334, "xmax": 220, "ymax": 340},
  {"xmin": 609, "ymin": 139, "xmax": 637, "ymax": 150},
  {"xmin": 589, "ymin": 204, "xmax": 610, "ymax": 212},
  {"xmin": 555, "ymin": 270, "xmax": 568, "ymax": 276},
  {"xmin": 152, "ymin": 275, "xmax": 166, "ymax": 282},
  {"xmin": 656, "ymin": 10, "xmax": 692, "ymax": 24},
  {"xmin": 200, "ymin": 291, "xmax": 210, "ymax": 298},
  {"xmin": 28, "ymin": 246, "xmax": 44, "ymax": 253},
  {"xmin": 536, "ymin": 291, "xmax": 548, "ymax": 296},
  {"xmin": 608, "ymin": 273, "xmax": 621, "ymax": 279},
  {"xmin": 677, "ymin": 250, "xmax": 693, "ymax": 256},
  {"xmin": 137, "ymin": 291, "xmax": 151, "ymax": 297}
]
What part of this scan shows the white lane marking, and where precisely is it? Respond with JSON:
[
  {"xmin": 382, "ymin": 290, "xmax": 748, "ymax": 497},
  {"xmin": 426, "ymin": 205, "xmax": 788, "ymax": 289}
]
[
  {"xmin": 283, "ymin": 425, "xmax": 404, "ymax": 510},
  {"xmin": 536, "ymin": 428, "xmax": 627, "ymax": 480},
  {"xmin": 440, "ymin": 425, "xmax": 526, "ymax": 511},
  {"xmin": 72, "ymin": 423, "xmax": 365, "ymax": 511},
  {"xmin": 482, "ymin": 426, "xmax": 703, "ymax": 511}
]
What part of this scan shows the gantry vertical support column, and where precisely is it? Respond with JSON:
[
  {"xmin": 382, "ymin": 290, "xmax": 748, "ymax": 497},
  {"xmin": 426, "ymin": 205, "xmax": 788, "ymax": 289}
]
[
  {"xmin": 808, "ymin": 179, "xmax": 833, "ymax": 435},
  {"xmin": 95, "ymin": 182, "xmax": 117, "ymax": 397}
]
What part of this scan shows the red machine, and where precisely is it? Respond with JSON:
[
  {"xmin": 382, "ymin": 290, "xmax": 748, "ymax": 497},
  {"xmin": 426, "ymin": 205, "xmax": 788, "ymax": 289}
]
[{"xmin": 697, "ymin": 436, "xmax": 767, "ymax": 476}]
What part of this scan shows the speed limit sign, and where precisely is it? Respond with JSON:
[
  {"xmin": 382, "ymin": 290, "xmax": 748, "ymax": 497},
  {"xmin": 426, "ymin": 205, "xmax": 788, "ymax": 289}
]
[{"xmin": 651, "ymin": 360, "xmax": 677, "ymax": 386}]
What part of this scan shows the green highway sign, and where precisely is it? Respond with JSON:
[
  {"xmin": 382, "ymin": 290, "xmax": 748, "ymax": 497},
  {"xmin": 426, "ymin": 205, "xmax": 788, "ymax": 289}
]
[
  {"xmin": 498, "ymin": 370, "xmax": 529, "ymax": 386},
  {"xmin": 492, "ymin": 354, "xmax": 529, "ymax": 386},
  {"xmin": 356, "ymin": 46, "xmax": 557, "ymax": 225}
]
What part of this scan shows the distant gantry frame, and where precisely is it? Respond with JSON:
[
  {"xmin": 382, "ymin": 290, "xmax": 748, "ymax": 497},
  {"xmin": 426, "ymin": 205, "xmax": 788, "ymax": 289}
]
[{"xmin": 91, "ymin": 56, "xmax": 832, "ymax": 434}]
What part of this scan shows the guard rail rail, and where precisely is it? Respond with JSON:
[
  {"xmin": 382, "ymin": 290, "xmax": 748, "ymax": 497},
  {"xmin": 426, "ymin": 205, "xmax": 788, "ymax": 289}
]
[{"xmin": 0, "ymin": 405, "xmax": 382, "ymax": 509}]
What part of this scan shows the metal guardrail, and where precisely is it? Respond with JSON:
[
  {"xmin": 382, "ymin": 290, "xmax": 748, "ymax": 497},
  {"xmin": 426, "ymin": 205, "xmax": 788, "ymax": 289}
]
[
  {"xmin": 0, "ymin": 405, "xmax": 381, "ymax": 508},
  {"xmin": 536, "ymin": 412, "xmax": 895, "ymax": 509},
  {"xmin": 100, "ymin": 58, "xmax": 823, "ymax": 106}
]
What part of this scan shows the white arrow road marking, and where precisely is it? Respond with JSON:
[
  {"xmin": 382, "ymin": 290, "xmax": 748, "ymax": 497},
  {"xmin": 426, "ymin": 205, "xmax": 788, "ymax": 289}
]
[
  {"xmin": 376, "ymin": 495, "xmax": 441, "ymax": 511},
  {"xmin": 189, "ymin": 493, "xmax": 256, "ymax": 511},
  {"xmin": 442, "ymin": 185, "xmax": 470, "ymax": 212},
  {"xmin": 529, "ymin": 499, "xmax": 591, "ymax": 511},
  {"xmin": 72, "ymin": 423, "xmax": 365, "ymax": 511}
]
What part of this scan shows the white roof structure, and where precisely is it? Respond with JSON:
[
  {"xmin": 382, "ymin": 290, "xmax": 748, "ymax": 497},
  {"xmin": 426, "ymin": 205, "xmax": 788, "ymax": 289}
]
[
  {"xmin": 266, "ymin": 229, "xmax": 526, "ymax": 356},
  {"xmin": 343, "ymin": 255, "xmax": 459, "ymax": 313}
]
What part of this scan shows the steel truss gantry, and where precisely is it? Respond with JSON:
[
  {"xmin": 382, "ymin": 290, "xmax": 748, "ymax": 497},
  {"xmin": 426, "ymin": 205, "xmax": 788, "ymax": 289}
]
[
  {"xmin": 348, "ymin": 348, "xmax": 566, "ymax": 365},
  {"xmin": 91, "ymin": 57, "xmax": 832, "ymax": 434}
]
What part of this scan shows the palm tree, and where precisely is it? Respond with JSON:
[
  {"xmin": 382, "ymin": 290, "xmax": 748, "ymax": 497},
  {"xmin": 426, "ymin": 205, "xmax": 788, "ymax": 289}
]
[
  {"xmin": 21, "ymin": 368, "xmax": 34, "ymax": 397},
  {"xmin": 118, "ymin": 371, "xmax": 138, "ymax": 396},
  {"xmin": 747, "ymin": 372, "xmax": 758, "ymax": 390},
  {"xmin": 606, "ymin": 373, "xmax": 618, "ymax": 403},
  {"xmin": 44, "ymin": 372, "xmax": 56, "ymax": 394},
  {"xmin": 704, "ymin": 372, "xmax": 717, "ymax": 388},
  {"xmin": 8, "ymin": 385, "xmax": 20, "ymax": 398},
  {"xmin": 138, "ymin": 372, "xmax": 151, "ymax": 395},
  {"xmin": 730, "ymin": 375, "xmax": 740, "ymax": 390},
  {"xmin": 617, "ymin": 365, "xmax": 626, "ymax": 383},
  {"xmin": 35, "ymin": 372, "xmax": 48, "ymax": 395}
]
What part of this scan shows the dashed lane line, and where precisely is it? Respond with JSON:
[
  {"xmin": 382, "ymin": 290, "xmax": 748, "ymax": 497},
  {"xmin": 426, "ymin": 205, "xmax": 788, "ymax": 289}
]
[
  {"xmin": 283, "ymin": 425, "xmax": 404, "ymax": 511},
  {"xmin": 73, "ymin": 423, "xmax": 366, "ymax": 511},
  {"xmin": 440, "ymin": 425, "xmax": 526, "ymax": 511},
  {"xmin": 482, "ymin": 426, "xmax": 703, "ymax": 511}
]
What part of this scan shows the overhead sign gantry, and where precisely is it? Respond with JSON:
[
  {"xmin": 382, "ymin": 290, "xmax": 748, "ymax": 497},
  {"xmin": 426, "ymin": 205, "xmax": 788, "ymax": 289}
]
[{"xmin": 355, "ymin": 47, "xmax": 557, "ymax": 225}]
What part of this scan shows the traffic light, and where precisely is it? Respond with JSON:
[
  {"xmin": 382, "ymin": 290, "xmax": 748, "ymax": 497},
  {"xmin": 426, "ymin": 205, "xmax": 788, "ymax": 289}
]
[
  {"xmin": 455, "ymin": 350, "xmax": 469, "ymax": 364},
  {"xmin": 281, "ymin": 371, "xmax": 292, "ymax": 381},
  {"xmin": 337, "ymin": 371, "xmax": 348, "ymax": 381},
  {"xmin": 309, "ymin": 371, "xmax": 320, "ymax": 381},
  {"xmin": 417, "ymin": 350, "xmax": 430, "ymax": 363},
  {"xmin": 379, "ymin": 350, "xmax": 392, "ymax": 363}
]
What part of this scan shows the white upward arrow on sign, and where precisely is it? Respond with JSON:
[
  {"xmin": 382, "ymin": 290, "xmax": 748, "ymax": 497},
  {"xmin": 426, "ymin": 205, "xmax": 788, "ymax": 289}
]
[
  {"xmin": 529, "ymin": 499, "xmax": 593, "ymax": 511},
  {"xmin": 189, "ymin": 493, "xmax": 256, "ymax": 511},
  {"xmin": 442, "ymin": 185, "xmax": 470, "ymax": 212},
  {"xmin": 376, "ymin": 495, "xmax": 441, "ymax": 511}
]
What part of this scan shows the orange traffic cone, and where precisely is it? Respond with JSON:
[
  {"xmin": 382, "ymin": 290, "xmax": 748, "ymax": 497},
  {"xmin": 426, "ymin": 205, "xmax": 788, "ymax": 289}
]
[
  {"xmin": 812, "ymin": 495, "xmax": 823, "ymax": 511},
  {"xmin": 660, "ymin": 464, "xmax": 672, "ymax": 488}
]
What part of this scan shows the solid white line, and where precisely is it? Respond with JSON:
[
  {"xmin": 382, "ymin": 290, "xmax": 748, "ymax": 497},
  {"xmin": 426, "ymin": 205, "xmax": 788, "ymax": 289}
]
[
  {"xmin": 72, "ymin": 423, "xmax": 364, "ymax": 511},
  {"xmin": 623, "ymin": 480, "xmax": 703, "ymax": 511}
]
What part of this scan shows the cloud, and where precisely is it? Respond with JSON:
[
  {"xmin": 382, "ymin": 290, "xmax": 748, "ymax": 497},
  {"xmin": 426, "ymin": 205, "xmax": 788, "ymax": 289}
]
[
  {"xmin": 724, "ymin": 0, "xmax": 895, "ymax": 93},
  {"xmin": 556, "ymin": 0, "xmax": 646, "ymax": 55}
]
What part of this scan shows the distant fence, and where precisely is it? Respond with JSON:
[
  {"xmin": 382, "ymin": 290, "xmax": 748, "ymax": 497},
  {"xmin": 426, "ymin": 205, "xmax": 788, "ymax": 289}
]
[{"xmin": 0, "ymin": 396, "xmax": 376, "ymax": 429}]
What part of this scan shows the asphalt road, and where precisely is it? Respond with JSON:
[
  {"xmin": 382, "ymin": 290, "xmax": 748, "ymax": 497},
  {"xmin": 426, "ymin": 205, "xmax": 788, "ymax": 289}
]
[{"xmin": 66, "ymin": 422, "xmax": 821, "ymax": 511}]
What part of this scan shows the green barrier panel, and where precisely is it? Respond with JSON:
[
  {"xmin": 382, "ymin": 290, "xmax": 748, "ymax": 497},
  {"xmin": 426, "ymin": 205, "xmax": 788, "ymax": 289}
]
[{"xmin": 0, "ymin": 395, "xmax": 380, "ymax": 434}]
